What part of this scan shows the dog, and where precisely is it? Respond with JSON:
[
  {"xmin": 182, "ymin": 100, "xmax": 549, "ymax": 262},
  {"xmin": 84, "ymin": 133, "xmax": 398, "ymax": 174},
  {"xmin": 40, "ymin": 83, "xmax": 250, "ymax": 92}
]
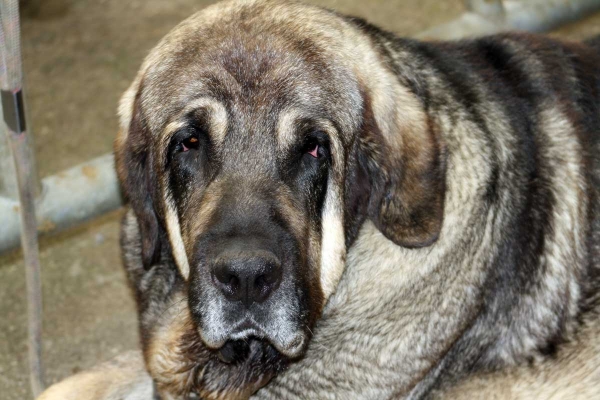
[{"xmin": 38, "ymin": 0, "xmax": 600, "ymax": 399}]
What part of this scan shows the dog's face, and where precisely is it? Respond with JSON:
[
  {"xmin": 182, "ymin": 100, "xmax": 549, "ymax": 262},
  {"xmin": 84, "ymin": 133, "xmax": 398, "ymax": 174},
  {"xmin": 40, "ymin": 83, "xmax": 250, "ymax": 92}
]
[{"xmin": 115, "ymin": 0, "xmax": 446, "ymax": 397}]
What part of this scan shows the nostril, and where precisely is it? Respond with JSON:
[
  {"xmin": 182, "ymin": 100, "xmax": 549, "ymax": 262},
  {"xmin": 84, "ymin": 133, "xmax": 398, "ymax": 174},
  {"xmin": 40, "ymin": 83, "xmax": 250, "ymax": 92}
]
[
  {"xmin": 225, "ymin": 274, "xmax": 239, "ymax": 290},
  {"xmin": 254, "ymin": 273, "xmax": 271, "ymax": 295},
  {"xmin": 253, "ymin": 262, "xmax": 282, "ymax": 301},
  {"xmin": 255, "ymin": 274, "xmax": 266, "ymax": 289},
  {"xmin": 213, "ymin": 267, "xmax": 240, "ymax": 298}
]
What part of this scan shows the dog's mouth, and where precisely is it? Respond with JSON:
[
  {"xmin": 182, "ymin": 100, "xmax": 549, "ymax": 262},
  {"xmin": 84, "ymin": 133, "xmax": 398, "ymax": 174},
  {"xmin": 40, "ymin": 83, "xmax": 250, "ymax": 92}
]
[
  {"xmin": 216, "ymin": 339, "xmax": 252, "ymax": 364},
  {"xmin": 215, "ymin": 337, "xmax": 274, "ymax": 365},
  {"xmin": 201, "ymin": 316, "xmax": 308, "ymax": 362},
  {"xmin": 216, "ymin": 320, "xmax": 266, "ymax": 365},
  {"xmin": 158, "ymin": 317, "xmax": 287, "ymax": 399},
  {"xmin": 168, "ymin": 328, "xmax": 286, "ymax": 400},
  {"xmin": 212, "ymin": 319, "xmax": 306, "ymax": 365}
]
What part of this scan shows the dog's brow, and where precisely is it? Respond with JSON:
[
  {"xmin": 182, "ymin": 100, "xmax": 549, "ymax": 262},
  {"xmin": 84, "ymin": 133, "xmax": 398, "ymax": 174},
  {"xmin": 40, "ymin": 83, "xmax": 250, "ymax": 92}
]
[
  {"xmin": 277, "ymin": 109, "xmax": 303, "ymax": 150},
  {"xmin": 277, "ymin": 109, "xmax": 337, "ymax": 150},
  {"xmin": 163, "ymin": 120, "xmax": 187, "ymax": 137},
  {"xmin": 161, "ymin": 97, "xmax": 228, "ymax": 147}
]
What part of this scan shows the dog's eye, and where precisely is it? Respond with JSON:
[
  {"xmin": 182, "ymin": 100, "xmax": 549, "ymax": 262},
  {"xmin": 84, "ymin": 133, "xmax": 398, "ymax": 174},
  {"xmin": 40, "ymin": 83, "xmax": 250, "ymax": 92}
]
[
  {"xmin": 180, "ymin": 136, "xmax": 199, "ymax": 152},
  {"xmin": 294, "ymin": 128, "xmax": 329, "ymax": 168},
  {"xmin": 166, "ymin": 125, "xmax": 209, "ymax": 169}
]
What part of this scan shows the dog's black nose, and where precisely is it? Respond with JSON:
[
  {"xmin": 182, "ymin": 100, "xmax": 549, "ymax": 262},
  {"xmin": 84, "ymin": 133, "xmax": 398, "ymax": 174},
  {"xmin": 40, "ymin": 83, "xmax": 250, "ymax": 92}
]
[{"xmin": 212, "ymin": 253, "xmax": 282, "ymax": 306}]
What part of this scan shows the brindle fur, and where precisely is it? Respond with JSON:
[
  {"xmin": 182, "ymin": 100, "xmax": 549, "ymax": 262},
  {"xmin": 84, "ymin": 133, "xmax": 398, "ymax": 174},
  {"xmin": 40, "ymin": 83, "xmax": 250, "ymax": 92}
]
[{"xmin": 38, "ymin": 1, "xmax": 600, "ymax": 399}]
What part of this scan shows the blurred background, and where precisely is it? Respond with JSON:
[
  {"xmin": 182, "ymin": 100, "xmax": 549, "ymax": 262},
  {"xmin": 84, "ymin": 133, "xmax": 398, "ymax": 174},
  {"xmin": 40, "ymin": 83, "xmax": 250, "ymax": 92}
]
[{"xmin": 1, "ymin": 0, "xmax": 600, "ymax": 398}]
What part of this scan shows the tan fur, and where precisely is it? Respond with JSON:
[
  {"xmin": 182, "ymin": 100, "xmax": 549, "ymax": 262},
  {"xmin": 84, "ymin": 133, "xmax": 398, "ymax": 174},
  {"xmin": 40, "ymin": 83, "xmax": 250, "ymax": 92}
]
[
  {"xmin": 181, "ymin": 182, "xmax": 224, "ymax": 252},
  {"xmin": 36, "ymin": 351, "xmax": 153, "ymax": 400}
]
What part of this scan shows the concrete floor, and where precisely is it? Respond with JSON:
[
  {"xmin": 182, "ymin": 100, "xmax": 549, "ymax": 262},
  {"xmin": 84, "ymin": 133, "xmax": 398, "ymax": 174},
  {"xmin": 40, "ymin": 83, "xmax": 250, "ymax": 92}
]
[{"xmin": 2, "ymin": 1, "xmax": 600, "ymax": 399}]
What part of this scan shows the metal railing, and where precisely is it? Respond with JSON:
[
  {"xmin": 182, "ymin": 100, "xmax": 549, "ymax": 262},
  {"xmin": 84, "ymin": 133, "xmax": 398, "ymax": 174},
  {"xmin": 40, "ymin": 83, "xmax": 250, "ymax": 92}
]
[
  {"xmin": 1, "ymin": 0, "xmax": 44, "ymax": 396},
  {"xmin": 418, "ymin": 0, "xmax": 600, "ymax": 39},
  {"xmin": 2, "ymin": 0, "xmax": 600, "ymax": 397}
]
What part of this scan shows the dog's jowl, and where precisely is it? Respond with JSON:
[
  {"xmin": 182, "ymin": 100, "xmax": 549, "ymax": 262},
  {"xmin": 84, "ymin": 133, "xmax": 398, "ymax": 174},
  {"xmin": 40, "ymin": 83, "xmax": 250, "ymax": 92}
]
[{"xmin": 110, "ymin": 1, "xmax": 600, "ymax": 399}]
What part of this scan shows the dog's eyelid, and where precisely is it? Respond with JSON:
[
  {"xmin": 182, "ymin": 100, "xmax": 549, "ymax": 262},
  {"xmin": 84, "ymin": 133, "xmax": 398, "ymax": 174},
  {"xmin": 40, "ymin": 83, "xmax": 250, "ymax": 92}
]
[{"xmin": 305, "ymin": 129, "xmax": 329, "ymax": 147}]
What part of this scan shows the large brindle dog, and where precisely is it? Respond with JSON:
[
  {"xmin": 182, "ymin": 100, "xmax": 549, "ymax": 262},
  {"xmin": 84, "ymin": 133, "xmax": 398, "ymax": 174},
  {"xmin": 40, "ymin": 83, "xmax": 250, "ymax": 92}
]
[{"xmin": 39, "ymin": 0, "xmax": 600, "ymax": 399}]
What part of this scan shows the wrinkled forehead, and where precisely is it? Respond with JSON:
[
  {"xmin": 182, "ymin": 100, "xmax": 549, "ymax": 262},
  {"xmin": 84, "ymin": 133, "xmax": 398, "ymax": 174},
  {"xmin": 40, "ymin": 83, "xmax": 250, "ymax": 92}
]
[{"xmin": 138, "ymin": 4, "xmax": 363, "ymax": 140}]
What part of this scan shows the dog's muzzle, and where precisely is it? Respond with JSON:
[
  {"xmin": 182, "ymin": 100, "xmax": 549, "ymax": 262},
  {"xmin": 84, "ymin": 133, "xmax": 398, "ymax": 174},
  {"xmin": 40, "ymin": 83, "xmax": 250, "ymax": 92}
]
[{"xmin": 189, "ymin": 225, "xmax": 308, "ymax": 361}]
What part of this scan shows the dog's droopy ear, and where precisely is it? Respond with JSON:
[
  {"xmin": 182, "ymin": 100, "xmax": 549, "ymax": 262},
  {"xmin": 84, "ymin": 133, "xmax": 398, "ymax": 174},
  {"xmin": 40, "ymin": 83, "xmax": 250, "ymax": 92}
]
[
  {"xmin": 115, "ymin": 88, "xmax": 161, "ymax": 269},
  {"xmin": 361, "ymin": 90, "xmax": 446, "ymax": 248}
]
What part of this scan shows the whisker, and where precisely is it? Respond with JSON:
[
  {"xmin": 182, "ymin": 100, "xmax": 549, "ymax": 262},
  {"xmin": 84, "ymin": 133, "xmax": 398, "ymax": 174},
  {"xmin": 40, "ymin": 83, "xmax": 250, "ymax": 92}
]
[
  {"xmin": 157, "ymin": 296, "xmax": 187, "ymax": 320},
  {"xmin": 304, "ymin": 324, "xmax": 331, "ymax": 352}
]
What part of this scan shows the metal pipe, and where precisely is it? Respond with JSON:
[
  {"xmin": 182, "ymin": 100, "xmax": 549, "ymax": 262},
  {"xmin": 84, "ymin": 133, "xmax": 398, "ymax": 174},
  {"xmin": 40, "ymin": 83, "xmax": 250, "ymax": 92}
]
[
  {"xmin": 417, "ymin": 0, "xmax": 600, "ymax": 40},
  {"xmin": 1, "ymin": 0, "xmax": 44, "ymax": 396},
  {"xmin": 466, "ymin": 0, "xmax": 505, "ymax": 18},
  {"xmin": 504, "ymin": 0, "xmax": 600, "ymax": 32},
  {"xmin": 0, "ymin": 154, "xmax": 122, "ymax": 253}
]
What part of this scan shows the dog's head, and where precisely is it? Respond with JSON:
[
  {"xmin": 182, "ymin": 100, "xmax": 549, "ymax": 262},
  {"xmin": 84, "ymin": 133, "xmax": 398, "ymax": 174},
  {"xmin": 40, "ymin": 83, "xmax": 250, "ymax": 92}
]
[{"xmin": 115, "ymin": 0, "xmax": 445, "ymax": 397}]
